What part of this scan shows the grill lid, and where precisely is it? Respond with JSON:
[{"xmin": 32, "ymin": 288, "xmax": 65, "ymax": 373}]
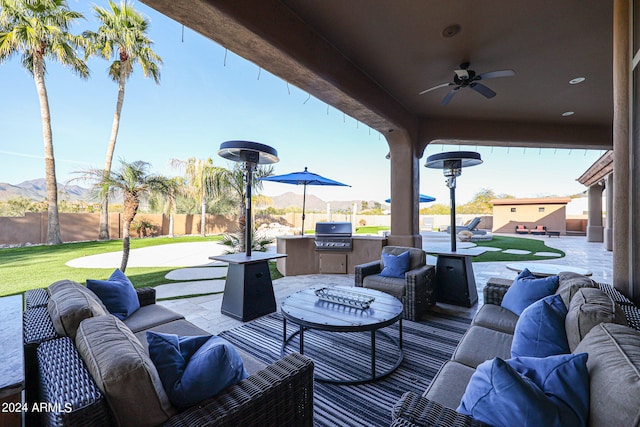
[{"xmin": 315, "ymin": 222, "xmax": 352, "ymax": 236}]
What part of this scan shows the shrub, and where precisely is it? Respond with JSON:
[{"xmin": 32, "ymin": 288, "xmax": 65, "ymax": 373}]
[{"xmin": 131, "ymin": 218, "xmax": 154, "ymax": 237}]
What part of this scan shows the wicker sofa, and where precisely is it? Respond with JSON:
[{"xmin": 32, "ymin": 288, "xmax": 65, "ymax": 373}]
[
  {"xmin": 391, "ymin": 272, "xmax": 640, "ymax": 427},
  {"xmin": 23, "ymin": 280, "xmax": 314, "ymax": 427}
]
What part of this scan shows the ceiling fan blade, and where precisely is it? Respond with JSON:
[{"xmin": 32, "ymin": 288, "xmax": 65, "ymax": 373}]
[
  {"xmin": 419, "ymin": 82, "xmax": 452, "ymax": 95},
  {"xmin": 440, "ymin": 88, "xmax": 459, "ymax": 106},
  {"xmin": 470, "ymin": 83, "xmax": 496, "ymax": 98},
  {"xmin": 477, "ymin": 69, "xmax": 515, "ymax": 80}
]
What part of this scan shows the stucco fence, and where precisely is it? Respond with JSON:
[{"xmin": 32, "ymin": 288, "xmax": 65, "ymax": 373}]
[
  {"xmin": 0, "ymin": 212, "xmax": 239, "ymax": 246},
  {"xmin": 0, "ymin": 212, "xmax": 585, "ymax": 246}
]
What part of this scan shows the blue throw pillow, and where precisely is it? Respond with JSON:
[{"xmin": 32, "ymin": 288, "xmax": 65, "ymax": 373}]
[
  {"xmin": 86, "ymin": 269, "xmax": 140, "ymax": 320},
  {"xmin": 379, "ymin": 251, "xmax": 411, "ymax": 278},
  {"xmin": 511, "ymin": 294, "xmax": 570, "ymax": 358},
  {"xmin": 147, "ymin": 332, "xmax": 249, "ymax": 409},
  {"xmin": 501, "ymin": 269, "xmax": 559, "ymax": 315},
  {"xmin": 458, "ymin": 353, "xmax": 590, "ymax": 427}
]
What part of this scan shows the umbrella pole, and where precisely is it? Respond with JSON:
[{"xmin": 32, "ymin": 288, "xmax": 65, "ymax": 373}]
[{"xmin": 301, "ymin": 184, "xmax": 307, "ymax": 235}]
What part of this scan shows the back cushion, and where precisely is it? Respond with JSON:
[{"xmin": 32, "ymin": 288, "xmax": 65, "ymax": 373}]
[
  {"xmin": 555, "ymin": 272, "xmax": 598, "ymax": 308},
  {"xmin": 382, "ymin": 246, "xmax": 425, "ymax": 271},
  {"xmin": 574, "ymin": 323, "xmax": 640, "ymax": 427},
  {"xmin": 565, "ymin": 288, "xmax": 627, "ymax": 351},
  {"xmin": 75, "ymin": 316, "xmax": 176, "ymax": 427},
  {"xmin": 47, "ymin": 281, "xmax": 108, "ymax": 339}
]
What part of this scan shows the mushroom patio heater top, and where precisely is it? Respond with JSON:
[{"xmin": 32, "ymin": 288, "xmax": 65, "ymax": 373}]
[
  {"xmin": 425, "ymin": 151, "xmax": 482, "ymax": 252},
  {"xmin": 218, "ymin": 141, "xmax": 279, "ymax": 256}
]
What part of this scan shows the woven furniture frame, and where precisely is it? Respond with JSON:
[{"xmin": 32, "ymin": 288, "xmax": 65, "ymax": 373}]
[
  {"xmin": 164, "ymin": 352, "xmax": 314, "ymax": 427},
  {"xmin": 355, "ymin": 253, "xmax": 435, "ymax": 321},
  {"xmin": 391, "ymin": 391, "xmax": 489, "ymax": 427},
  {"xmin": 37, "ymin": 338, "xmax": 111, "ymax": 427},
  {"xmin": 25, "ymin": 288, "xmax": 49, "ymax": 310}
]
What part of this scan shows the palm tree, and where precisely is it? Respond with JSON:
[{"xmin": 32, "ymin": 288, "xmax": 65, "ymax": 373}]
[
  {"xmin": 219, "ymin": 163, "xmax": 273, "ymax": 252},
  {"xmin": 0, "ymin": 0, "xmax": 88, "ymax": 245},
  {"xmin": 148, "ymin": 176, "xmax": 181, "ymax": 237},
  {"xmin": 83, "ymin": 0, "xmax": 162, "ymax": 241},
  {"xmin": 170, "ymin": 158, "xmax": 227, "ymax": 236},
  {"xmin": 81, "ymin": 160, "xmax": 172, "ymax": 272}
]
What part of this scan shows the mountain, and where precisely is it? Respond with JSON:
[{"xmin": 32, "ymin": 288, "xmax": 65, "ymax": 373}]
[
  {"xmin": 0, "ymin": 179, "xmax": 92, "ymax": 202},
  {"xmin": 0, "ymin": 180, "xmax": 382, "ymax": 211},
  {"xmin": 267, "ymin": 191, "xmax": 386, "ymax": 212}
]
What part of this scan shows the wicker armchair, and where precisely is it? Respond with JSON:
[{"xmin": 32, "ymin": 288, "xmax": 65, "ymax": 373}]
[{"xmin": 354, "ymin": 246, "xmax": 435, "ymax": 320}]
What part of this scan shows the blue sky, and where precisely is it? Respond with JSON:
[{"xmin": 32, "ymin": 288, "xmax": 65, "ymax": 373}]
[{"xmin": 0, "ymin": 1, "xmax": 605, "ymax": 205}]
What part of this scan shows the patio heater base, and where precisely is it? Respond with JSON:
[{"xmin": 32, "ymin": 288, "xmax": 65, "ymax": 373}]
[
  {"xmin": 211, "ymin": 252, "xmax": 286, "ymax": 322},
  {"xmin": 222, "ymin": 262, "xmax": 275, "ymax": 322},
  {"xmin": 434, "ymin": 254, "xmax": 478, "ymax": 308}
]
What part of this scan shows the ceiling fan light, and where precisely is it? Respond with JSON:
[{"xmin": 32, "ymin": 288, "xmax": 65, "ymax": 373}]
[{"xmin": 562, "ymin": 111, "xmax": 575, "ymax": 116}]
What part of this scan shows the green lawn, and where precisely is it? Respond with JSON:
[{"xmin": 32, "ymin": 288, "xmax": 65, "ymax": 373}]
[
  {"xmin": 470, "ymin": 235, "xmax": 564, "ymax": 262},
  {"xmin": 355, "ymin": 225, "xmax": 390, "ymax": 234},
  {"xmin": 0, "ymin": 235, "xmax": 224, "ymax": 297},
  {"xmin": 0, "ymin": 232, "xmax": 560, "ymax": 298}
]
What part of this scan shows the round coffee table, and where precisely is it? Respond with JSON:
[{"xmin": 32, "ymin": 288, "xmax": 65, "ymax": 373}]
[{"xmin": 281, "ymin": 286, "xmax": 403, "ymax": 385}]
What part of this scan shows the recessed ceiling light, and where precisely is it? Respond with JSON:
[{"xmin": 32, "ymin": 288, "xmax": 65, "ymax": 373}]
[
  {"xmin": 442, "ymin": 24, "xmax": 461, "ymax": 38},
  {"xmin": 569, "ymin": 77, "xmax": 586, "ymax": 85},
  {"xmin": 562, "ymin": 111, "xmax": 575, "ymax": 117}
]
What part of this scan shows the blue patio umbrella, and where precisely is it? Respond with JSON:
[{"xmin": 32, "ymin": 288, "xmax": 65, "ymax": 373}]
[
  {"xmin": 385, "ymin": 194, "xmax": 436, "ymax": 203},
  {"xmin": 260, "ymin": 167, "xmax": 350, "ymax": 234}
]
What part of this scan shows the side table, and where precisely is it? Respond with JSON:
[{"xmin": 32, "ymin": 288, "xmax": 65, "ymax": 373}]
[{"xmin": 0, "ymin": 295, "xmax": 24, "ymax": 427}]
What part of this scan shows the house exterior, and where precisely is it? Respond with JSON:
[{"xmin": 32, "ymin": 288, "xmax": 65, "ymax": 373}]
[
  {"xmin": 139, "ymin": 0, "xmax": 638, "ymax": 300},
  {"xmin": 491, "ymin": 198, "xmax": 571, "ymax": 235}
]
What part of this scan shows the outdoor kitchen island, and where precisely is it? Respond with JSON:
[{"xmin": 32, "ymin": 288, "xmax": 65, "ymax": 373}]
[{"xmin": 276, "ymin": 234, "xmax": 387, "ymax": 275}]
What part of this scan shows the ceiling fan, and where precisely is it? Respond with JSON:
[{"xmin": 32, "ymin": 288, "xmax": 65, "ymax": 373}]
[{"xmin": 419, "ymin": 62, "xmax": 515, "ymax": 106}]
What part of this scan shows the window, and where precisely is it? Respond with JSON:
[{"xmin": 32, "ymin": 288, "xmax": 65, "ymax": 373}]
[
  {"xmin": 510, "ymin": 208, "xmax": 516, "ymax": 212},
  {"xmin": 539, "ymin": 207, "xmax": 545, "ymax": 212}
]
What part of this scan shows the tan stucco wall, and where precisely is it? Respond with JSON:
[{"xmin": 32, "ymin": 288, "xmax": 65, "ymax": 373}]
[
  {"xmin": 493, "ymin": 203, "xmax": 568, "ymax": 234},
  {"xmin": 0, "ymin": 213, "xmax": 239, "ymax": 245}
]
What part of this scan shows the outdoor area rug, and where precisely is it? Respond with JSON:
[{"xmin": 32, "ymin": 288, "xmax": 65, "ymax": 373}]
[{"xmin": 218, "ymin": 311, "xmax": 471, "ymax": 427}]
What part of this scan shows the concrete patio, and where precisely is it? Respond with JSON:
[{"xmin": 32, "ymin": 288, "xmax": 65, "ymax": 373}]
[{"xmin": 155, "ymin": 232, "xmax": 613, "ymax": 335}]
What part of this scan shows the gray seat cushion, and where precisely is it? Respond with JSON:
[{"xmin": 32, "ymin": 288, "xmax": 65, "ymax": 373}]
[
  {"xmin": 124, "ymin": 304, "xmax": 185, "ymax": 333},
  {"xmin": 452, "ymin": 326, "xmax": 513, "ymax": 368},
  {"xmin": 574, "ymin": 323, "xmax": 640, "ymax": 427},
  {"xmin": 362, "ymin": 274, "xmax": 406, "ymax": 297},
  {"xmin": 470, "ymin": 303, "xmax": 519, "ymax": 334},
  {"xmin": 423, "ymin": 361, "xmax": 476, "ymax": 410},
  {"xmin": 565, "ymin": 287, "xmax": 628, "ymax": 351},
  {"xmin": 76, "ymin": 315, "xmax": 176, "ymax": 427}
]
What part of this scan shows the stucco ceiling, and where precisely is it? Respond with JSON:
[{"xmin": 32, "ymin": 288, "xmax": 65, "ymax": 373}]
[{"xmin": 141, "ymin": 0, "xmax": 613, "ymax": 148}]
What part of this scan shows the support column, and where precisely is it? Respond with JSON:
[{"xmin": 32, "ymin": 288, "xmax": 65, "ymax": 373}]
[
  {"xmin": 387, "ymin": 129, "xmax": 422, "ymax": 248},
  {"xmin": 604, "ymin": 173, "xmax": 614, "ymax": 251},
  {"xmin": 613, "ymin": 0, "xmax": 631, "ymax": 296},
  {"xmin": 587, "ymin": 183, "xmax": 604, "ymax": 242}
]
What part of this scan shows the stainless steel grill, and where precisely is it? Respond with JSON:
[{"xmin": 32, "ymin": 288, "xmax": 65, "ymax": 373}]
[{"xmin": 314, "ymin": 222, "xmax": 353, "ymax": 251}]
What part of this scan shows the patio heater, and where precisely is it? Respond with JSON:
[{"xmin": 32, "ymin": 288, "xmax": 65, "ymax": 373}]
[
  {"xmin": 214, "ymin": 141, "xmax": 286, "ymax": 322},
  {"xmin": 425, "ymin": 151, "xmax": 482, "ymax": 252},
  {"xmin": 425, "ymin": 151, "xmax": 483, "ymax": 308},
  {"xmin": 218, "ymin": 140, "xmax": 279, "ymax": 256}
]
